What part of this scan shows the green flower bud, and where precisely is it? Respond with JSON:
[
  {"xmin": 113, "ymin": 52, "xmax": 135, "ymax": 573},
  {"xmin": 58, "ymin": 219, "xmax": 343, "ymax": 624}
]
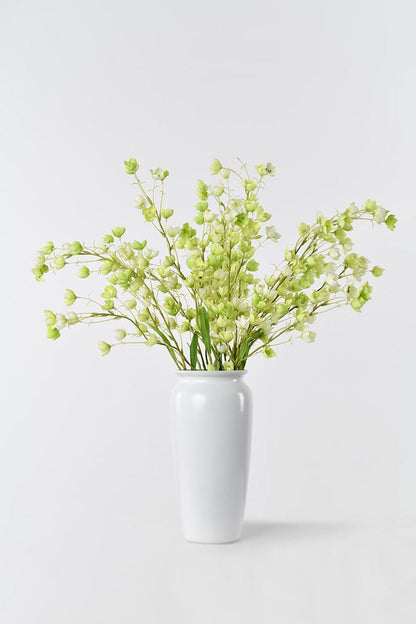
[
  {"xmin": 78, "ymin": 266, "xmax": 90, "ymax": 278},
  {"xmin": 64, "ymin": 289, "xmax": 77, "ymax": 306},
  {"xmin": 98, "ymin": 341, "xmax": 111, "ymax": 355},
  {"xmin": 196, "ymin": 180, "xmax": 208, "ymax": 201},
  {"xmin": 167, "ymin": 226, "xmax": 179, "ymax": 237},
  {"xmin": 161, "ymin": 207, "xmax": 174, "ymax": 219},
  {"xmin": 243, "ymin": 179, "xmax": 257, "ymax": 192},
  {"xmin": 44, "ymin": 310, "xmax": 56, "ymax": 326},
  {"xmin": 385, "ymin": 214, "xmax": 397, "ymax": 231},
  {"xmin": 113, "ymin": 329, "xmax": 126, "ymax": 341},
  {"xmin": 125, "ymin": 299, "xmax": 137, "ymax": 309},
  {"xmin": 245, "ymin": 200, "xmax": 258, "ymax": 212},
  {"xmin": 102, "ymin": 298, "xmax": 114, "ymax": 310},
  {"xmin": 143, "ymin": 205, "xmax": 156, "ymax": 222},
  {"xmin": 54, "ymin": 255, "xmax": 66, "ymax": 270},
  {"xmin": 210, "ymin": 158, "xmax": 222, "ymax": 174},
  {"xmin": 70, "ymin": 241, "xmax": 83, "ymax": 255},
  {"xmin": 246, "ymin": 259, "xmax": 259, "ymax": 272},
  {"xmin": 100, "ymin": 260, "xmax": 114, "ymax": 275},
  {"xmin": 103, "ymin": 285, "xmax": 117, "ymax": 298},
  {"xmin": 124, "ymin": 157, "xmax": 139, "ymax": 175},
  {"xmin": 263, "ymin": 346, "xmax": 276, "ymax": 358},
  {"xmin": 364, "ymin": 199, "xmax": 377, "ymax": 213},
  {"xmin": 146, "ymin": 334, "xmax": 158, "ymax": 347},
  {"xmin": 207, "ymin": 364, "xmax": 216, "ymax": 371},
  {"xmin": 32, "ymin": 267, "xmax": 43, "ymax": 281},
  {"xmin": 47, "ymin": 327, "xmax": 60, "ymax": 340},
  {"xmin": 131, "ymin": 240, "xmax": 147, "ymax": 251},
  {"xmin": 298, "ymin": 222, "xmax": 310, "ymax": 236},
  {"xmin": 194, "ymin": 213, "xmax": 205, "ymax": 225},
  {"xmin": 112, "ymin": 226, "xmax": 126, "ymax": 238},
  {"xmin": 223, "ymin": 360, "xmax": 234, "ymax": 371},
  {"xmin": 220, "ymin": 168, "xmax": 230, "ymax": 179},
  {"xmin": 42, "ymin": 241, "xmax": 54, "ymax": 255},
  {"xmin": 196, "ymin": 201, "xmax": 208, "ymax": 212},
  {"xmin": 234, "ymin": 213, "xmax": 249, "ymax": 227},
  {"xmin": 372, "ymin": 266, "xmax": 384, "ymax": 277}
]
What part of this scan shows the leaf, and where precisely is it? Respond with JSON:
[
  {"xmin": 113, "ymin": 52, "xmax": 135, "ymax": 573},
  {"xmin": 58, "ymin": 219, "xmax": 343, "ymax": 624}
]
[
  {"xmin": 149, "ymin": 323, "xmax": 179, "ymax": 365},
  {"xmin": 199, "ymin": 307, "xmax": 211, "ymax": 354},
  {"xmin": 238, "ymin": 340, "xmax": 250, "ymax": 369},
  {"xmin": 190, "ymin": 333, "xmax": 198, "ymax": 370}
]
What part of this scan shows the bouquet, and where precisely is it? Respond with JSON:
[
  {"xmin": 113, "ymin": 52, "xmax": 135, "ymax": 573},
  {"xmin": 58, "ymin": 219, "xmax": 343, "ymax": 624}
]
[{"xmin": 33, "ymin": 158, "xmax": 396, "ymax": 370}]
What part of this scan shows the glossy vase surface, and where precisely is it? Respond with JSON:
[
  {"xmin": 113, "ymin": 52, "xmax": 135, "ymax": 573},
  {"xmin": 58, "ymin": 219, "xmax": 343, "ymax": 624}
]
[{"xmin": 170, "ymin": 371, "xmax": 252, "ymax": 543}]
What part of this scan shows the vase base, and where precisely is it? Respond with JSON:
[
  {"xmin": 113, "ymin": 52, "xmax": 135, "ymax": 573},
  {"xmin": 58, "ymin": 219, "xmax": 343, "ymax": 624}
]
[{"xmin": 184, "ymin": 533, "xmax": 242, "ymax": 544}]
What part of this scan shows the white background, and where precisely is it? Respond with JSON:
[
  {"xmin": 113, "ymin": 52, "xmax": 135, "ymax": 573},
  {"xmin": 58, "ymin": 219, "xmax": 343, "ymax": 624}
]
[{"xmin": 1, "ymin": 0, "xmax": 415, "ymax": 622}]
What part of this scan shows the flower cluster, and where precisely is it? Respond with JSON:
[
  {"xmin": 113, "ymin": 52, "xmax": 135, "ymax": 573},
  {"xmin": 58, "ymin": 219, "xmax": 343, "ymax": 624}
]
[{"xmin": 33, "ymin": 158, "xmax": 396, "ymax": 370}]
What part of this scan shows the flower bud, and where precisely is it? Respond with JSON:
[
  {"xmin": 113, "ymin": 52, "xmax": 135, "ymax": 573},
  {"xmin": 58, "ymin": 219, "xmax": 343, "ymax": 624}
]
[
  {"xmin": 67, "ymin": 311, "xmax": 79, "ymax": 325},
  {"xmin": 64, "ymin": 289, "xmax": 77, "ymax": 306},
  {"xmin": 146, "ymin": 334, "xmax": 158, "ymax": 347},
  {"xmin": 44, "ymin": 310, "xmax": 56, "ymax": 326},
  {"xmin": 167, "ymin": 226, "xmax": 179, "ymax": 238},
  {"xmin": 54, "ymin": 255, "xmax": 66, "ymax": 270},
  {"xmin": 211, "ymin": 183, "xmax": 224, "ymax": 197},
  {"xmin": 223, "ymin": 360, "xmax": 234, "ymax": 371},
  {"xmin": 47, "ymin": 327, "xmax": 60, "ymax": 340},
  {"xmin": 55, "ymin": 313, "xmax": 66, "ymax": 330},
  {"xmin": 98, "ymin": 341, "xmax": 111, "ymax": 355},
  {"xmin": 263, "ymin": 346, "xmax": 276, "ymax": 358},
  {"xmin": 113, "ymin": 329, "xmax": 126, "ymax": 341},
  {"xmin": 34, "ymin": 252, "xmax": 45, "ymax": 267},
  {"xmin": 372, "ymin": 266, "xmax": 384, "ymax": 277},
  {"xmin": 112, "ymin": 226, "xmax": 126, "ymax": 238},
  {"xmin": 134, "ymin": 195, "xmax": 146, "ymax": 209},
  {"xmin": 210, "ymin": 158, "xmax": 222, "ymax": 174},
  {"xmin": 42, "ymin": 241, "xmax": 54, "ymax": 255},
  {"xmin": 124, "ymin": 157, "xmax": 139, "ymax": 175},
  {"xmin": 78, "ymin": 266, "xmax": 90, "ymax": 278},
  {"xmin": 161, "ymin": 207, "xmax": 174, "ymax": 219},
  {"xmin": 125, "ymin": 299, "xmax": 137, "ymax": 309},
  {"xmin": 70, "ymin": 241, "xmax": 83, "ymax": 255},
  {"xmin": 220, "ymin": 168, "xmax": 230, "ymax": 179}
]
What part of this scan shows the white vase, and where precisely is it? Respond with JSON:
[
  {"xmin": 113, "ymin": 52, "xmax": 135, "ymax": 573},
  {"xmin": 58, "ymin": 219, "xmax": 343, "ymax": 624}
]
[{"xmin": 170, "ymin": 371, "xmax": 253, "ymax": 543}]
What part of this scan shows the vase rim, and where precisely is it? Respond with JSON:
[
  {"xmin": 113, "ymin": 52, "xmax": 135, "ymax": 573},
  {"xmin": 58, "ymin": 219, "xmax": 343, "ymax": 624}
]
[{"xmin": 177, "ymin": 370, "xmax": 247, "ymax": 377}]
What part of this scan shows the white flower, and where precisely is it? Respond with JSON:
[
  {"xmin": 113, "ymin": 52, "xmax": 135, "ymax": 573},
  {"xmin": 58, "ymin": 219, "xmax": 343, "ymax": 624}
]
[
  {"xmin": 211, "ymin": 183, "xmax": 224, "ymax": 197},
  {"xmin": 55, "ymin": 313, "xmax": 67, "ymax": 330},
  {"xmin": 144, "ymin": 248, "xmax": 159, "ymax": 260},
  {"xmin": 265, "ymin": 225, "xmax": 281, "ymax": 242},
  {"xmin": 374, "ymin": 206, "xmax": 387, "ymax": 224},
  {"xmin": 329, "ymin": 246, "xmax": 341, "ymax": 260},
  {"xmin": 167, "ymin": 226, "xmax": 179, "ymax": 237},
  {"xmin": 113, "ymin": 329, "xmax": 126, "ymax": 341},
  {"xmin": 236, "ymin": 316, "xmax": 250, "ymax": 330},
  {"xmin": 134, "ymin": 194, "xmax": 146, "ymax": 209},
  {"xmin": 301, "ymin": 329, "xmax": 316, "ymax": 343}
]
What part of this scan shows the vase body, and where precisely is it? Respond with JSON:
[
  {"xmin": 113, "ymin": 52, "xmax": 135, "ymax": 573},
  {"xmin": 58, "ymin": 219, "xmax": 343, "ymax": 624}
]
[{"xmin": 170, "ymin": 371, "xmax": 252, "ymax": 543}]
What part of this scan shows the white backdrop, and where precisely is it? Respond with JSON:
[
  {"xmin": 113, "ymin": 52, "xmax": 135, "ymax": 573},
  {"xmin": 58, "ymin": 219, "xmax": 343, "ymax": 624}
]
[{"xmin": 1, "ymin": 1, "xmax": 415, "ymax": 622}]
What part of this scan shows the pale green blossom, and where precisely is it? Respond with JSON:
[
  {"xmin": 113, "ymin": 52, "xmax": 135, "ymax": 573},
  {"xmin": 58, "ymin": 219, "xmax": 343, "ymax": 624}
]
[{"xmin": 33, "ymin": 159, "xmax": 396, "ymax": 370}]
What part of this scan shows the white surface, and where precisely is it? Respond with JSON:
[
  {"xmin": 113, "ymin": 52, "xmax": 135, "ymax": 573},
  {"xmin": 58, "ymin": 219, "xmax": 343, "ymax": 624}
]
[
  {"xmin": 171, "ymin": 372, "xmax": 252, "ymax": 543},
  {"xmin": 1, "ymin": 0, "xmax": 415, "ymax": 621}
]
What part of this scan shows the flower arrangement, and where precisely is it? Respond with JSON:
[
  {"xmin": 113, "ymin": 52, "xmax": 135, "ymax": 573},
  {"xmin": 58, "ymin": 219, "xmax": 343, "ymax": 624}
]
[{"xmin": 33, "ymin": 158, "xmax": 396, "ymax": 370}]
